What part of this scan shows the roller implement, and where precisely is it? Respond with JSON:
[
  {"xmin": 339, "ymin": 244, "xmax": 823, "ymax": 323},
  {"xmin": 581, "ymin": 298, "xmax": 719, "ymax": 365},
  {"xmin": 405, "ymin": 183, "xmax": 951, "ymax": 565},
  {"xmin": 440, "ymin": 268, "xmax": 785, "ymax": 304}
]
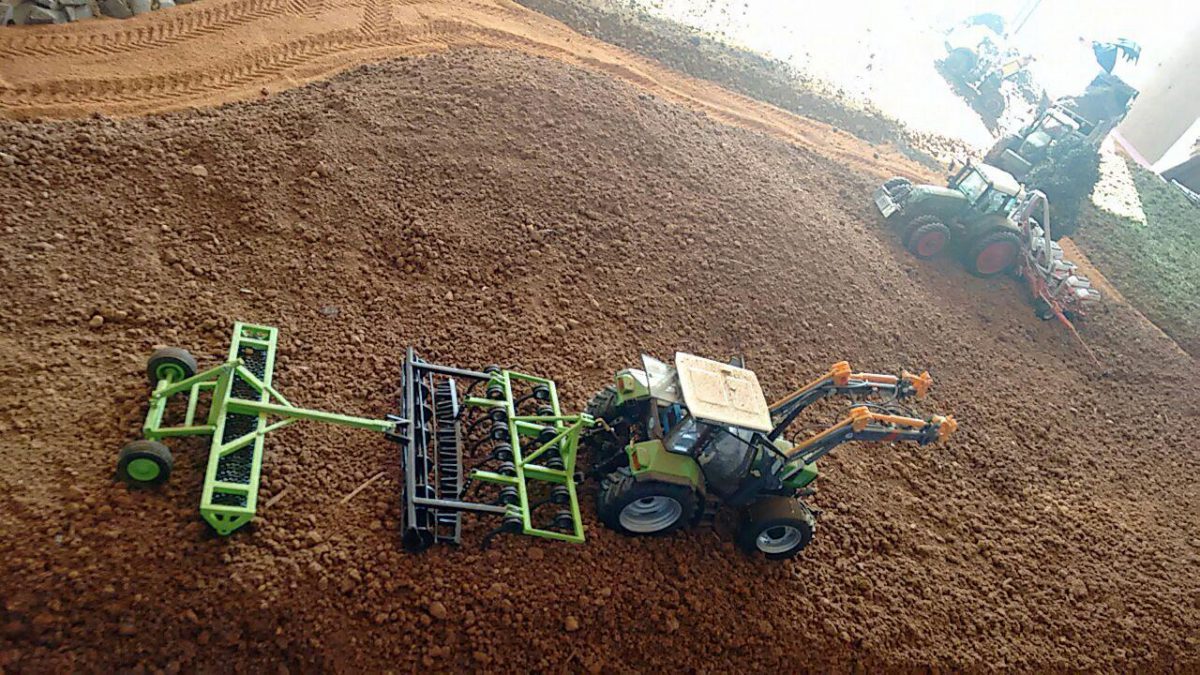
[
  {"xmin": 118, "ymin": 323, "xmax": 397, "ymax": 534},
  {"xmin": 585, "ymin": 354, "xmax": 956, "ymax": 559}
]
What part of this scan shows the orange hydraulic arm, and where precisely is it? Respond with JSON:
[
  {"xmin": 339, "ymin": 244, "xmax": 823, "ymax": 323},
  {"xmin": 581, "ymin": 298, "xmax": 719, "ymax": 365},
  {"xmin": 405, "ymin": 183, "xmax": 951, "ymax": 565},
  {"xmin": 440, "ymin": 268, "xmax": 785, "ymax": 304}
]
[{"xmin": 767, "ymin": 361, "xmax": 933, "ymax": 441}]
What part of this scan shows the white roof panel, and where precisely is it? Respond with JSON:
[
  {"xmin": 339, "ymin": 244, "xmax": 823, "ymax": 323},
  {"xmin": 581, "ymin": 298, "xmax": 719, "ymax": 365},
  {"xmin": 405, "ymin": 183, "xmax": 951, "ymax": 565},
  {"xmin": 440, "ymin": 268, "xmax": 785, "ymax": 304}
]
[{"xmin": 674, "ymin": 352, "xmax": 772, "ymax": 432}]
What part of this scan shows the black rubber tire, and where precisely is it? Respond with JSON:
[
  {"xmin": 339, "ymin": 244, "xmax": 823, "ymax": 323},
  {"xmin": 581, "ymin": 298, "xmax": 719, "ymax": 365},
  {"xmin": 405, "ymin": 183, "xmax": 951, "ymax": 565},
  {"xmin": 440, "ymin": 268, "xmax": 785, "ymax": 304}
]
[
  {"xmin": 883, "ymin": 177, "xmax": 912, "ymax": 192},
  {"xmin": 584, "ymin": 385, "xmax": 620, "ymax": 423},
  {"xmin": 116, "ymin": 440, "xmax": 174, "ymax": 487},
  {"xmin": 945, "ymin": 48, "xmax": 977, "ymax": 78},
  {"xmin": 596, "ymin": 467, "xmax": 698, "ymax": 537},
  {"xmin": 737, "ymin": 497, "xmax": 816, "ymax": 560},
  {"xmin": 964, "ymin": 230, "xmax": 1022, "ymax": 278},
  {"xmin": 1033, "ymin": 299, "xmax": 1056, "ymax": 321},
  {"xmin": 905, "ymin": 219, "xmax": 951, "ymax": 259},
  {"xmin": 900, "ymin": 214, "xmax": 941, "ymax": 244},
  {"xmin": 984, "ymin": 135, "xmax": 1018, "ymax": 164},
  {"xmin": 146, "ymin": 347, "xmax": 197, "ymax": 385}
]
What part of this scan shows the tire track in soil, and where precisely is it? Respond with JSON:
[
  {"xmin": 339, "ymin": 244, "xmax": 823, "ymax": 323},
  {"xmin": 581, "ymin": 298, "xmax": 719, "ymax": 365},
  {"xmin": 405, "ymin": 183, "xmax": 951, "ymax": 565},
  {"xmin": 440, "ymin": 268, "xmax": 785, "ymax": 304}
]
[{"xmin": 0, "ymin": 0, "xmax": 930, "ymax": 182}]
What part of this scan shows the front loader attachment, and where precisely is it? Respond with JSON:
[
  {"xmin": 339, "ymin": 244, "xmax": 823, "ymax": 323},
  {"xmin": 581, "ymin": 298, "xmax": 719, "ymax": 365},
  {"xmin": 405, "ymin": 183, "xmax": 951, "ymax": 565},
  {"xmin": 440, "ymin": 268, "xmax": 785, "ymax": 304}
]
[{"xmin": 395, "ymin": 350, "xmax": 594, "ymax": 551}]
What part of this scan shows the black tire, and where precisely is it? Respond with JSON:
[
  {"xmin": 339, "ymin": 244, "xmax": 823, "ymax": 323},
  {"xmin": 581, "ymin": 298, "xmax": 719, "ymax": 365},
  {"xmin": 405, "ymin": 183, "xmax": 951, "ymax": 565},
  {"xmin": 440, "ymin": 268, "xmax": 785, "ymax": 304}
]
[
  {"xmin": 945, "ymin": 48, "xmax": 977, "ymax": 78},
  {"xmin": 984, "ymin": 135, "xmax": 1018, "ymax": 164},
  {"xmin": 905, "ymin": 219, "xmax": 951, "ymax": 259},
  {"xmin": 964, "ymin": 230, "xmax": 1022, "ymax": 278},
  {"xmin": 1033, "ymin": 299, "xmax": 1055, "ymax": 321},
  {"xmin": 146, "ymin": 347, "xmax": 197, "ymax": 385},
  {"xmin": 116, "ymin": 440, "xmax": 174, "ymax": 487},
  {"xmin": 596, "ymin": 467, "xmax": 698, "ymax": 537},
  {"xmin": 584, "ymin": 386, "xmax": 619, "ymax": 423},
  {"xmin": 737, "ymin": 497, "xmax": 816, "ymax": 560},
  {"xmin": 883, "ymin": 177, "xmax": 912, "ymax": 191}
]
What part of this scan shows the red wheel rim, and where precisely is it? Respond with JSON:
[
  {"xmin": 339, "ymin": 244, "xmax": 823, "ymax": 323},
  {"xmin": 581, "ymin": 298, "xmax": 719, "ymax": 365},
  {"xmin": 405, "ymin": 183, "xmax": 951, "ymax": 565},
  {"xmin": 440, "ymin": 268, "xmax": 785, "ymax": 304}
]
[
  {"xmin": 976, "ymin": 241, "xmax": 1016, "ymax": 275},
  {"xmin": 916, "ymin": 231, "xmax": 946, "ymax": 257}
]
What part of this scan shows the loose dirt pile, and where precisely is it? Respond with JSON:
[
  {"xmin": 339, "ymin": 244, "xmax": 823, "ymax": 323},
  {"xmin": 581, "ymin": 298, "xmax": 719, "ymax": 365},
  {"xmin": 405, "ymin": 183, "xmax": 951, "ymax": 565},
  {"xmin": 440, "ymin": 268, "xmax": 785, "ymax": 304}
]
[{"xmin": 1, "ymin": 49, "xmax": 1198, "ymax": 672}]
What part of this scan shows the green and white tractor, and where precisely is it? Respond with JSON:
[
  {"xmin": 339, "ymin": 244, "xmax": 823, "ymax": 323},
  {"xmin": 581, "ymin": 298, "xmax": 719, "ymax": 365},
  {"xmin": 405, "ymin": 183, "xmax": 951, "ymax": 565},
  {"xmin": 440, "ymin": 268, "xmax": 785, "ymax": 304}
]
[
  {"xmin": 874, "ymin": 160, "xmax": 1026, "ymax": 278},
  {"xmin": 584, "ymin": 354, "xmax": 956, "ymax": 559}
]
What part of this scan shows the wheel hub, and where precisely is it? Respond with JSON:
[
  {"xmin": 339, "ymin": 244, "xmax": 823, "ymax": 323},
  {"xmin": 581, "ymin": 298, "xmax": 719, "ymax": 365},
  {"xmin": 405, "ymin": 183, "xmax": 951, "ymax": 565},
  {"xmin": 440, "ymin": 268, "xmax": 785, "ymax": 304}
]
[
  {"xmin": 619, "ymin": 495, "xmax": 683, "ymax": 533},
  {"xmin": 756, "ymin": 525, "xmax": 804, "ymax": 554}
]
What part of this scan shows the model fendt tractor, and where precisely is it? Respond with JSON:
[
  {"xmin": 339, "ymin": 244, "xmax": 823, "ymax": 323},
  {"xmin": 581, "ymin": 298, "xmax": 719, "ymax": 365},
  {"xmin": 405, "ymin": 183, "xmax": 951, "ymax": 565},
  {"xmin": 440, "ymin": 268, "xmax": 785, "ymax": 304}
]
[
  {"xmin": 874, "ymin": 160, "xmax": 1025, "ymax": 277},
  {"xmin": 583, "ymin": 353, "xmax": 956, "ymax": 559}
]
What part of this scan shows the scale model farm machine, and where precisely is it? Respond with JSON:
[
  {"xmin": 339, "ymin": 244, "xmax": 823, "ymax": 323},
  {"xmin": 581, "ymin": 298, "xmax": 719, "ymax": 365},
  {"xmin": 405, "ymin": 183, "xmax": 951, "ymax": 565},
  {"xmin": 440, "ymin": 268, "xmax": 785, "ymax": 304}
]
[
  {"xmin": 875, "ymin": 165, "xmax": 1103, "ymax": 356},
  {"xmin": 118, "ymin": 324, "xmax": 957, "ymax": 560}
]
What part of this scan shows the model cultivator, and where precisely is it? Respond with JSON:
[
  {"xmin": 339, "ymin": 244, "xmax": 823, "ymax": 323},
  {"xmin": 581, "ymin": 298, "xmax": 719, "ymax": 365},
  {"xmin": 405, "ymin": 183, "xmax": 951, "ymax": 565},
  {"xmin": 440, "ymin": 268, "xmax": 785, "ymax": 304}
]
[
  {"xmin": 119, "ymin": 324, "xmax": 958, "ymax": 562},
  {"xmin": 395, "ymin": 350, "xmax": 593, "ymax": 551},
  {"xmin": 1013, "ymin": 190, "xmax": 1102, "ymax": 322}
]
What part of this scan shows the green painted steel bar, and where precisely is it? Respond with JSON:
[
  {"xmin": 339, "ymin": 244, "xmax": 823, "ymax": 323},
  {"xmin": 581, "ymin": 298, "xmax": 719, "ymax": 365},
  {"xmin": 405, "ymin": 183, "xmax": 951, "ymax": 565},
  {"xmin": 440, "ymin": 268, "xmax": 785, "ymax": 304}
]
[
  {"xmin": 224, "ymin": 399, "xmax": 395, "ymax": 432},
  {"xmin": 150, "ymin": 360, "xmax": 239, "ymax": 400}
]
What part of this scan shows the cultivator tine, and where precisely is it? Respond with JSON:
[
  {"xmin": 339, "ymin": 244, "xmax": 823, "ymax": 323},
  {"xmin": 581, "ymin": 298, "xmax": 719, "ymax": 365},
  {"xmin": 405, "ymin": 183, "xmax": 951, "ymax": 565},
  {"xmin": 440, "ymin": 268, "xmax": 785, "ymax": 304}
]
[{"xmin": 394, "ymin": 350, "xmax": 594, "ymax": 551}]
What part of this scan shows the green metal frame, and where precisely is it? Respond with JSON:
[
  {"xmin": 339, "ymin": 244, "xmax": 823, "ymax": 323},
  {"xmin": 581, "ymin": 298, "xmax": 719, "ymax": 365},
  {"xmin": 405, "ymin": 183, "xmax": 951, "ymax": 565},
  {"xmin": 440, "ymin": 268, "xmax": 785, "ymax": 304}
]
[
  {"xmin": 463, "ymin": 371, "xmax": 591, "ymax": 544},
  {"xmin": 140, "ymin": 322, "xmax": 395, "ymax": 535}
]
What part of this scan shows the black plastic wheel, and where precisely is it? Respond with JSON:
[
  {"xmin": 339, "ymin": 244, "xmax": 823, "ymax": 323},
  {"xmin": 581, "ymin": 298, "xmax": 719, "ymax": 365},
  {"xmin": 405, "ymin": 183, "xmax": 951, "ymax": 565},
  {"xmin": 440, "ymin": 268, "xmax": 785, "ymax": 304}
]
[
  {"xmin": 596, "ymin": 467, "xmax": 698, "ymax": 536},
  {"xmin": 944, "ymin": 47, "xmax": 977, "ymax": 77},
  {"xmin": 584, "ymin": 386, "xmax": 620, "ymax": 423},
  {"xmin": 737, "ymin": 497, "xmax": 816, "ymax": 560},
  {"xmin": 116, "ymin": 440, "xmax": 174, "ymax": 487},
  {"xmin": 965, "ymin": 230, "xmax": 1022, "ymax": 278},
  {"xmin": 905, "ymin": 219, "xmax": 951, "ymax": 259},
  {"xmin": 146, "ymin": 347, "xmax": 197, "ymax": 385}
]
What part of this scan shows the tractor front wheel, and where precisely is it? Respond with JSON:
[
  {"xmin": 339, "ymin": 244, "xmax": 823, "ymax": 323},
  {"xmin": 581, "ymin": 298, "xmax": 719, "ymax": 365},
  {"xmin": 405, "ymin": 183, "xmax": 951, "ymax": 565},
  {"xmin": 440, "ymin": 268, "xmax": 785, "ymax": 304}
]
[
  {"xmin": 965, "ymin": 230, "xmax": 1021, "ymax": 277},
  {"xmin": 738, "ymin": 497, "xmax": 815, "ymax": 560},
  {"xmin": 906, "ymin": 218, "xmax": 951, "ymax": 259},
  {"xmin": 597, "ymin": 468, "xmax": 697, "ymax": 536},
  {"xmin": 117, "ymin": 440, "xmax": 174, "ymax": 487},
  {"xmin": 584, "ymin": 386, "xmax": 619, "ymax": 423}
]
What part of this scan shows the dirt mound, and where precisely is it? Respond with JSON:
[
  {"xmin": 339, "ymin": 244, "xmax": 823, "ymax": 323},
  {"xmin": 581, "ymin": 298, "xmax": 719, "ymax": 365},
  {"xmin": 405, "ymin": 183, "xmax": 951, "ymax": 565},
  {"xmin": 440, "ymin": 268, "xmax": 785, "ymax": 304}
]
[
  {"xmin": 1, "ymin": 49, "xmax": 1198, "ymax": 672},
  {"xmin": 0, "ymin": 0, "xmax": 924, "ymax": 182}
]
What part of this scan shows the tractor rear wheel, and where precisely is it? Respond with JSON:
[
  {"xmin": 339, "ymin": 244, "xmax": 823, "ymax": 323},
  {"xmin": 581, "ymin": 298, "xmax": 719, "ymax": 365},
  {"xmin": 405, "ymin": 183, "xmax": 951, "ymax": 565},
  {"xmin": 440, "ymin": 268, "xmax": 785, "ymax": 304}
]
[
  {"xmin": 117, "ymin": 440, "xmax": 174, "ymax": 487},
  {"xmin": 905, "ymin": 219, "xmax": 951, "ymax": 259},
  {"xmin": 964, "ymin": 230, "xmax": 1021, "ymax": 277},
  {"xmin": 597, "ymin": 467, "xmax": 697, "ymax": 536},
  {"xmin": 737, "ymin": 497, "xmax": 815, "ymax": 560}
]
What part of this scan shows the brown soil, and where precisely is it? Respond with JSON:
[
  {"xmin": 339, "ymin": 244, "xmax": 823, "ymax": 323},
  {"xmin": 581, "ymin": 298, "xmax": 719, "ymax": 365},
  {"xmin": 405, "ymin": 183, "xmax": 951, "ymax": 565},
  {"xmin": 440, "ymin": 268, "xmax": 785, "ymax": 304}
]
[
  {"xmin": 0, "ymin": 0, "xmax": 926, "ymax": 183},
  {"xmin": 1, "ymin": 49, "xmax": 1198, "ymax": 672}
]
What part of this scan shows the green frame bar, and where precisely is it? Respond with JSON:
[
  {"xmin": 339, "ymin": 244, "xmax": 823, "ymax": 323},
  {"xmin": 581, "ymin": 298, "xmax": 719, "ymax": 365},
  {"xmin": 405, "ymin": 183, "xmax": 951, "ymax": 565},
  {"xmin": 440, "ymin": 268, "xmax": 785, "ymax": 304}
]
[
  {"xmin": 466, "ymin": 369, "xmax": 593, "ymax": 544},
  {"xmin": 134, "ymin": 323, "xmax": 398, "ymax": 536}
]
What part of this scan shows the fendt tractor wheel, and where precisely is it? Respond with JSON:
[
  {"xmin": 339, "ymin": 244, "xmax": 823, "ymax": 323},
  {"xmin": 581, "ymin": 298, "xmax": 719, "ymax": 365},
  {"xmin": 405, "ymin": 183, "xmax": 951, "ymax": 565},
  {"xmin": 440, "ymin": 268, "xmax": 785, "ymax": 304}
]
[
  {"xmin": 146, "ymin": 347, "xmax": 198, "ymax": 385},
  {"xmin": 965, "ymin": 230, "xmax": 1021, "ymax": 278},
  {"xmin": 116, "ymin": 440, "xmax": 174, "ymax": 488},
  {"xmin": 738, "ymin": 497, "xmax": 816, "ymax": 560},
  {"xmin": 906, "ymin": 218, "xmax": 951, "ymax": 259},
  {"xmin": 597, "ymin": 468, "xmax": 697, "ymax": 536}
]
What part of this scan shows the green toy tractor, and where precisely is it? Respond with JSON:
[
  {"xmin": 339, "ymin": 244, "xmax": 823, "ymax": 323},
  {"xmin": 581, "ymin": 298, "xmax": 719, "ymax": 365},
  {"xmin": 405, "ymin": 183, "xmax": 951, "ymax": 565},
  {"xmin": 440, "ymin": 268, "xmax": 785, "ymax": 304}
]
[
  {"xmin": 584, "ymin": 354, "xmax": 956, "ymax": 559},
  {"xmin": 874, "ymin": 161, "xmax": 1025, "ymax": 277}
]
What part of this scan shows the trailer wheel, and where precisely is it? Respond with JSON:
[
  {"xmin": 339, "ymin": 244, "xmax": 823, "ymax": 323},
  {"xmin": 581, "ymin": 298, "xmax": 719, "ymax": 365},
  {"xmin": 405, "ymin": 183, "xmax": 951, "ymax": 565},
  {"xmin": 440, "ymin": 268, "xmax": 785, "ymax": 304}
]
[
  {"xmin": 965, "ymin": 230, "xmax": 1021, "ymax": 277},
  {"xmin": 146, "ymin": 347, "xmax": 197, "ymax": 385},
  {"xmin": 597, "ymin": 468, "xmax": 696, "ymax": 536},
  {"xmin": 737, "ymin": 497, "xmax": 815, "ymax": 560},
  {"xmin": 906, "ymin": 219, "xmax": 951, "ymax": 259},
  {"xmin": 117, "ymin": 440, "xmax": 174, "ymax": 487}
]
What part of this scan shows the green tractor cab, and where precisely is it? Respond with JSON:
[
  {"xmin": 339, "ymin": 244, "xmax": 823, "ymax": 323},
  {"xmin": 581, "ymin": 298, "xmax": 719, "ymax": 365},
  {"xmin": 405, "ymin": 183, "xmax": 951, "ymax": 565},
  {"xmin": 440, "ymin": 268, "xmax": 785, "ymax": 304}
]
[
  {"xmin": 875, "ymin": 161, "xmax": 1025, "ymax": 277},
  {"xmin": 585, "ymin": 354, "xmax": 956, "ymax": 560}
]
